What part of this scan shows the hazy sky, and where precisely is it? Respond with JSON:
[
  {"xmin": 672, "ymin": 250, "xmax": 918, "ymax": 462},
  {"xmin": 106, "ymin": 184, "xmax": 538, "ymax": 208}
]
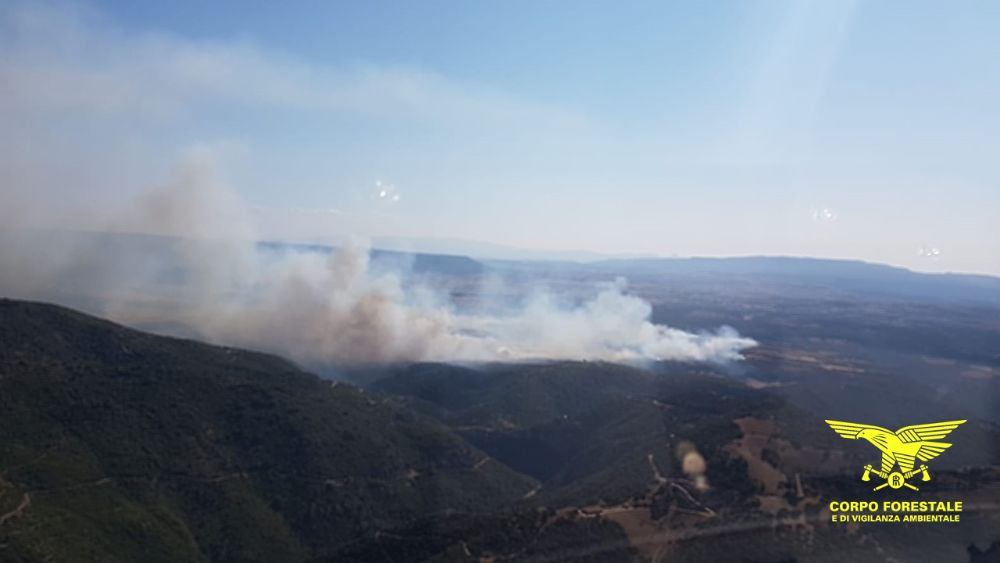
[{"xmin": 2, "ymin": 1, "xmax": 998, "ymax": 274}]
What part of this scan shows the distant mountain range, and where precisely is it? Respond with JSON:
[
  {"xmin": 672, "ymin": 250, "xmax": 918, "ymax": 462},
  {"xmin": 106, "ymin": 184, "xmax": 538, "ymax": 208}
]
[
  {"xmin": 369, "ymin": 236, "xmax": 634, "ymax": 262},
  {"xmin": 582, "ymin": 255, "xmax": 1000, "ymax": 305},
  {"xmin": 264, "ymin": 238, "xmax": 1000, "ymax": 304}
]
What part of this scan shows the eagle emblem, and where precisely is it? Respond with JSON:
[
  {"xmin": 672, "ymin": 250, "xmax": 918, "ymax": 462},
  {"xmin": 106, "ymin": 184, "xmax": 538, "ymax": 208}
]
[{"xmin": 825, "ymin": 419, "xmax": 966, "ymax": 491}]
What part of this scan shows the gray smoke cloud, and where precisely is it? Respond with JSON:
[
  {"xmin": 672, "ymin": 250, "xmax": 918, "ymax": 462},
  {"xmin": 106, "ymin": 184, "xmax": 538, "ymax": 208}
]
[{"xmin": 0, "ymin": 151, "xmax": 757, "ymax": 366}]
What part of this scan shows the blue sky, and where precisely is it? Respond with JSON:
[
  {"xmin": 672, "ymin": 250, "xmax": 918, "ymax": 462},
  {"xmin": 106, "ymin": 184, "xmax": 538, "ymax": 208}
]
[{"xmin": 1, "ymin": 1, "xmax": 998, "ymax": 273}]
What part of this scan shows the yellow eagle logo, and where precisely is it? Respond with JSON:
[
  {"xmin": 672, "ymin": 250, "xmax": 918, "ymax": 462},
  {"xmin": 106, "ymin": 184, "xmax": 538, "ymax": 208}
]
[{"xmin": 825, "ymin": 419, "xmax": 966, "ymax": 491}]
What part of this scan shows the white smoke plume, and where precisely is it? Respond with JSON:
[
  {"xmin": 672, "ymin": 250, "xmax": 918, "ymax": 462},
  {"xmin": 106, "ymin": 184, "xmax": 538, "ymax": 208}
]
[
  {"xmin": 0, "ymin": 153, "xmax": 756, "ymax": 366},
  {"xmin": 677, "ymin": 440, "xmax": 710, "ymax": 492}
]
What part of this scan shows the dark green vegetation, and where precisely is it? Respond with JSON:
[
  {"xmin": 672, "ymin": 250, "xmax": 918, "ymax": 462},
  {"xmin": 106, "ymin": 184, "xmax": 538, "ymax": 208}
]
[
  {"xmin": 3, "ymin": 297, "xmax": 1000, "ymax": 562},
  {"xmin": 0, "ymin": 300, "xmax": 534, "ymax": 562},
  {"xmin": 370, "ymin": 363, "xmax": 780, "ymax": 508},
  {"xmin": 360, "ymin": 361, "xmax": 1000, "ymax": 563}
]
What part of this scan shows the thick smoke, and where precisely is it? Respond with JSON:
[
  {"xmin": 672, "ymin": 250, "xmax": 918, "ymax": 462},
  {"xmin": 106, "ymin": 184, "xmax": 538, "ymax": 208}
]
[{"xmin": 0, "ymin": 154, "xmax": 756, "ymax": 366}]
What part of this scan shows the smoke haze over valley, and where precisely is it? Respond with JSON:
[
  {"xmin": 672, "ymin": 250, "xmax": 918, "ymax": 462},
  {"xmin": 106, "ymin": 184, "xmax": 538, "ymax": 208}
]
[
  {"xmin": 2, "ymin": 3, "xmax": 1000, "ymax": 561},
  {"xmin": 1, "ymin": 2, "xmax": 996, "ymax": 370},
  {"xmin": 1, "ymin": 150, "xmax": 757, "ymax": 366}
]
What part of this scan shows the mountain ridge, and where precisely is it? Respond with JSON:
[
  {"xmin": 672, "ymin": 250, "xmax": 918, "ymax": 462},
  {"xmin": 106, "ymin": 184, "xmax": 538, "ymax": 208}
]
[{"xmin": 0, "ymin": 298, "xmax": 536, "ymax": 562}]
